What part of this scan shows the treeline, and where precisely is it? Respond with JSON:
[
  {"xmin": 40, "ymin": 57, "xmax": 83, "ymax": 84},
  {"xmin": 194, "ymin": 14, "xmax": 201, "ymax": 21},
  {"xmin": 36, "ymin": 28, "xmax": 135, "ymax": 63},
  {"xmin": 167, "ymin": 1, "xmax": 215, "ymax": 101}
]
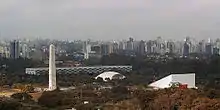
[
  {"xmin": 0, "ymin": 58, "xmax": 43, "ymax": 74},
  {"xmin": 96, "ymin": 54, "xmax": 220, "ymax": 75}
]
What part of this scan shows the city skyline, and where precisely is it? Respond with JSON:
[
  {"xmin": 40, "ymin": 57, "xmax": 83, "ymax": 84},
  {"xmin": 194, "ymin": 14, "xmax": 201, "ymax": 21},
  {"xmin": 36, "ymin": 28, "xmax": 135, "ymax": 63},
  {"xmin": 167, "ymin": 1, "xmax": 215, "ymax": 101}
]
[
  {"xmin": 1, "ymin": 0, "xmax": 220, "ymax": 40},
  {"xmin": 1, "ymin": 36, "xmax": 220, "ymax": 61}
]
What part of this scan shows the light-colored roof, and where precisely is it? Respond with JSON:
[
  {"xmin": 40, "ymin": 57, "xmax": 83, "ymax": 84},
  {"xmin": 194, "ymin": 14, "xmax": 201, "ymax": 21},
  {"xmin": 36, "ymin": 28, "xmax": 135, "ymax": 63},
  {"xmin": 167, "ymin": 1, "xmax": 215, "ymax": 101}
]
[{"xmin": 95, "ymin": 71, "xmax": 125, "ymax": 81}]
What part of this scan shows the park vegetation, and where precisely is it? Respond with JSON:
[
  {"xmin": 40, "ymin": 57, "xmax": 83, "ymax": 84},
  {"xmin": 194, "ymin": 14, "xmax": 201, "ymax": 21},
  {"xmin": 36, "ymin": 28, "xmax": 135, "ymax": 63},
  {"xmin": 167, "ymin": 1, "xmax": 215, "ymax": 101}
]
[
  {"xmin": 1, "ymin": 86, "xmax": 220, "ymax": 110},
  {"xmin": 1, "ymin": 54, "xmax": 220, "ymax": 109}
]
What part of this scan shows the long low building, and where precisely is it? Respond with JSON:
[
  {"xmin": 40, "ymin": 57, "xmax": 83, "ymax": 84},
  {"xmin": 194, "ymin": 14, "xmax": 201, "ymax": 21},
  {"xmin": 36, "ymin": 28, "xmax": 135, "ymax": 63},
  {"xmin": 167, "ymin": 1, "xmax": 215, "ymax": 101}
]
[{"xmin": 26, "ymin": 66, "xmax": 132, "ymax": 75}]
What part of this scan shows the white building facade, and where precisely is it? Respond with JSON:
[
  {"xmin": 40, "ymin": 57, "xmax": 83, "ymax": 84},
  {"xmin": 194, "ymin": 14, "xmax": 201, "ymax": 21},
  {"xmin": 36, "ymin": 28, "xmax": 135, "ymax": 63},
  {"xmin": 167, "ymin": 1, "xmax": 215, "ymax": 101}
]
[{"xmin": 149, "ymin": 73, "xmax": 196, "ymax": 89}]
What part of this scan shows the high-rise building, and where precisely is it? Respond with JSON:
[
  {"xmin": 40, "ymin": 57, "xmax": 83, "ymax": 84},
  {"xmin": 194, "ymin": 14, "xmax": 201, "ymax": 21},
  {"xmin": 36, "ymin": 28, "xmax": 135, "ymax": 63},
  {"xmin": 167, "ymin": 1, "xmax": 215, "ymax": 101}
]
[
  {"xmin": 205, "ymin": 43, "xmax": 212, "ymax": 55},
  {"xmin": 83, "ymin": 41, "xmax": 91, "ymax": 59},
  {"xmin": 126, "ymin": 37, "xmax": 134, "ymax": 51},
  {"xmin": 152, "ymin": 43, "xmax": 157, "ymax": 53},
  {"xmin": 21, "ymin": 44, "xmax": 29, "ymax": 58},
  {"xmin": 119, "ymin": 41, "xmax": 126, "ymax": 50},
  {"xmin": 205, "ymin": 38, "xmax": 213, "ymax": 55},
  {"xmin": 213, "ymin": 39, "xmax": 220, "ymax": 55},
  {"xmin": 215, "ymin": 39, "xmax": 220, "ymax": 49},
  {"xmin": 160, "ymin": 43, "xmax": 166, "ymax": 55},
  {"xmin": 197, "ymin": 41, "xmax": 205, "ymax": 54},
  {"xmin": 183, "ymin": 42, "xmax": 190, "ymax": 56},
  {"xmin": 213, "ymin": 47, "xmax": 219, "ymax": 55},
  {"xmin": 100, "ymin": 44, "xmax": 109, "ymax": 55},
  {"xmin": 156, "ymin": 37, "xmax": 163, "ymax": 54},
  {"xmin": 4, "ymin": 47, "xmax": 10, "ymax": 58},
  {"xmin": 138, "ymin": 40, "xmax": 145, "ymax": 55},
  {"xmin": 112, "ymin": 42, "xmax": 119, "ymax": 53},
  {"xmin": 10, "ymin": 40, "xmax": 20, "ymax": 59},
  {"xmin": 0, "ymin": 41, "xmax": 10, "ymax": 58},
  {"xmin": 0, "ymin": 46, "xmax": 4, "ymax": 58},
  {"xmin": 108, "ymin": 43, "xmax": 114, "ymax": 54},
  {"xmin": 167, "ymin": 41, "xmax": 175, "ymax": 54},
  {"xmin": 174, "ymin": 41, "xmax": 183, "ymax": 55},
  {"xmin": 146, "ymin": 40, "xmax": 153, "ymax": 54}
]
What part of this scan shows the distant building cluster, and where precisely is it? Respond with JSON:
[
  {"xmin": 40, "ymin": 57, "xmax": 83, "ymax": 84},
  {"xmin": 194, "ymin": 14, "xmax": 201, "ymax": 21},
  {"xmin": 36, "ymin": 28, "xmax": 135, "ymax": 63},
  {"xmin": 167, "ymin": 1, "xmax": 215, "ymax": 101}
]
[
  {"xmin": 0, "ymin": 39, "xmax": 30, "ymax": 59},
  {"xmin": 0, "ymin": 37, "xmax": 220, "ymax": 60},
  {"xmin": 83, "ymin": 37, "xmax": 220, "ymax": 59}
]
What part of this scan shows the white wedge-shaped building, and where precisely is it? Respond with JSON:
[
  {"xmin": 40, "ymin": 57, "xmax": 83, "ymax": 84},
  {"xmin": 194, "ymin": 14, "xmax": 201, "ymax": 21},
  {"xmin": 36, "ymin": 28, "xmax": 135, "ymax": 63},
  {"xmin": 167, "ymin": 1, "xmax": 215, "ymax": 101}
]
[
  {"xmin": 49, "ymin": 44, "xmax": 57, "ymax": 91},
  {"xmin": 149, "ymin": 73, "xmax": 196, "ymax": 89}
]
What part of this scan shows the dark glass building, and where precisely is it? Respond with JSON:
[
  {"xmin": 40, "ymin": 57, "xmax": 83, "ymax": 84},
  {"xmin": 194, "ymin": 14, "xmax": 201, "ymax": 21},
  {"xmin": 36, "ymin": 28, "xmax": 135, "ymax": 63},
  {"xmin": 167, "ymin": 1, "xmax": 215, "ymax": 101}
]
[{"xmin": 10, "ymin": 40, "xmax": 20, "ymax": 59}]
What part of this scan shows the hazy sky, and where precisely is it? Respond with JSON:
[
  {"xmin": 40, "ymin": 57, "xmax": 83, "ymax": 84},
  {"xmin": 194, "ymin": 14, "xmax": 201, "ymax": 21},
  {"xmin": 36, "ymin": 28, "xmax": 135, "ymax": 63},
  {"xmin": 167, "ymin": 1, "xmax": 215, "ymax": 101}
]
[{"xmin": 1, "ymin": 0, "xmax": 220, "ymax": 40}]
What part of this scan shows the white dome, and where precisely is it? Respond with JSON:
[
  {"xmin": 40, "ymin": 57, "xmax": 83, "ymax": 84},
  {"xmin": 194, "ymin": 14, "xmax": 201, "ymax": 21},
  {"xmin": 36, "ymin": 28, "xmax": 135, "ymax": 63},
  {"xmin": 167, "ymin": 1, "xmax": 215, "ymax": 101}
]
[{"xmin": 95, "ymin": 71, "xmax": 125, "ymax": 81}]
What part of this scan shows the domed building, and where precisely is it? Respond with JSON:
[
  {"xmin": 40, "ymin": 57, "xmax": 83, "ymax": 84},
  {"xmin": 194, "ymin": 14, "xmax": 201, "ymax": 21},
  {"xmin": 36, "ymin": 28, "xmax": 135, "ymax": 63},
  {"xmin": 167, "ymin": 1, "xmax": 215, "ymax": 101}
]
[{"xmin": 95, "ymin": 71, "xmax": 126, "ymax": 81}]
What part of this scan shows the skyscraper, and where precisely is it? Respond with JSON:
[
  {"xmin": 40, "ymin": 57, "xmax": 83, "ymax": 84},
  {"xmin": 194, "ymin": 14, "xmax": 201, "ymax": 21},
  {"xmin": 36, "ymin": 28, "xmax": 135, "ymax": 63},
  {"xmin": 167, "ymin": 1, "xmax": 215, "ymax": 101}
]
[
  {"xmin": 138, "ymin": 40, "xmax": 145, "ymax": 55},
  {"xmin": 10, "ymin": 40, "xmax": 20, "ymax": 59},
  {"xmin": 146, "ymin": 40, "xmax": 153, "ymax": 54},
  {"xmin": 167, "ymin": 41, "xmax": 175, "ymax": 54},
  {"xmin": 183, "ymin": 42, "xmax": 190, "ymax": 56},
  {"xmin": 205, "ymin": 43, "xmax": 212, "ymax": 55},
  {"xmin": 126, "ymin": 37, "xmax": 134, "ymax": 51},
  {"xmin": 205, "ymin": 38, "xmax": 213, "ymax": 55},
  {"xmin": 119, "ymin": 41, "xmax": 126, "ymax": 50},
  {"xmin": 112, "ymin": 42, "xmax": 119, "ymax": 53},
  {"xmin": 100, "ymin": 44, "xmax": 109, "ymax": 55},
  {"xmin": 83, "ymin": 41, "xmax": 91, "ymax": 59},
  {"xmin": 156, "ymin": 36, "xmax": 163, "ymax": 54},
  {"xmin": 197, "ymin": 41, "xmax": 205, "ymax": 54},
  {"xmin": 21, "ymin": 44, "xmax": 29, "ymax": 58}
]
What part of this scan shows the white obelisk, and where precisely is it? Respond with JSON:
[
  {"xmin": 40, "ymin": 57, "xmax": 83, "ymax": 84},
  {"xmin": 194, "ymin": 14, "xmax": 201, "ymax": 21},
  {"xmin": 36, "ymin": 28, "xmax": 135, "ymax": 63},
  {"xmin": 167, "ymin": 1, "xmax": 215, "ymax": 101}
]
[{"xmin": 49, "ymin": 44, "xmax": 57, "ymax": 91}]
